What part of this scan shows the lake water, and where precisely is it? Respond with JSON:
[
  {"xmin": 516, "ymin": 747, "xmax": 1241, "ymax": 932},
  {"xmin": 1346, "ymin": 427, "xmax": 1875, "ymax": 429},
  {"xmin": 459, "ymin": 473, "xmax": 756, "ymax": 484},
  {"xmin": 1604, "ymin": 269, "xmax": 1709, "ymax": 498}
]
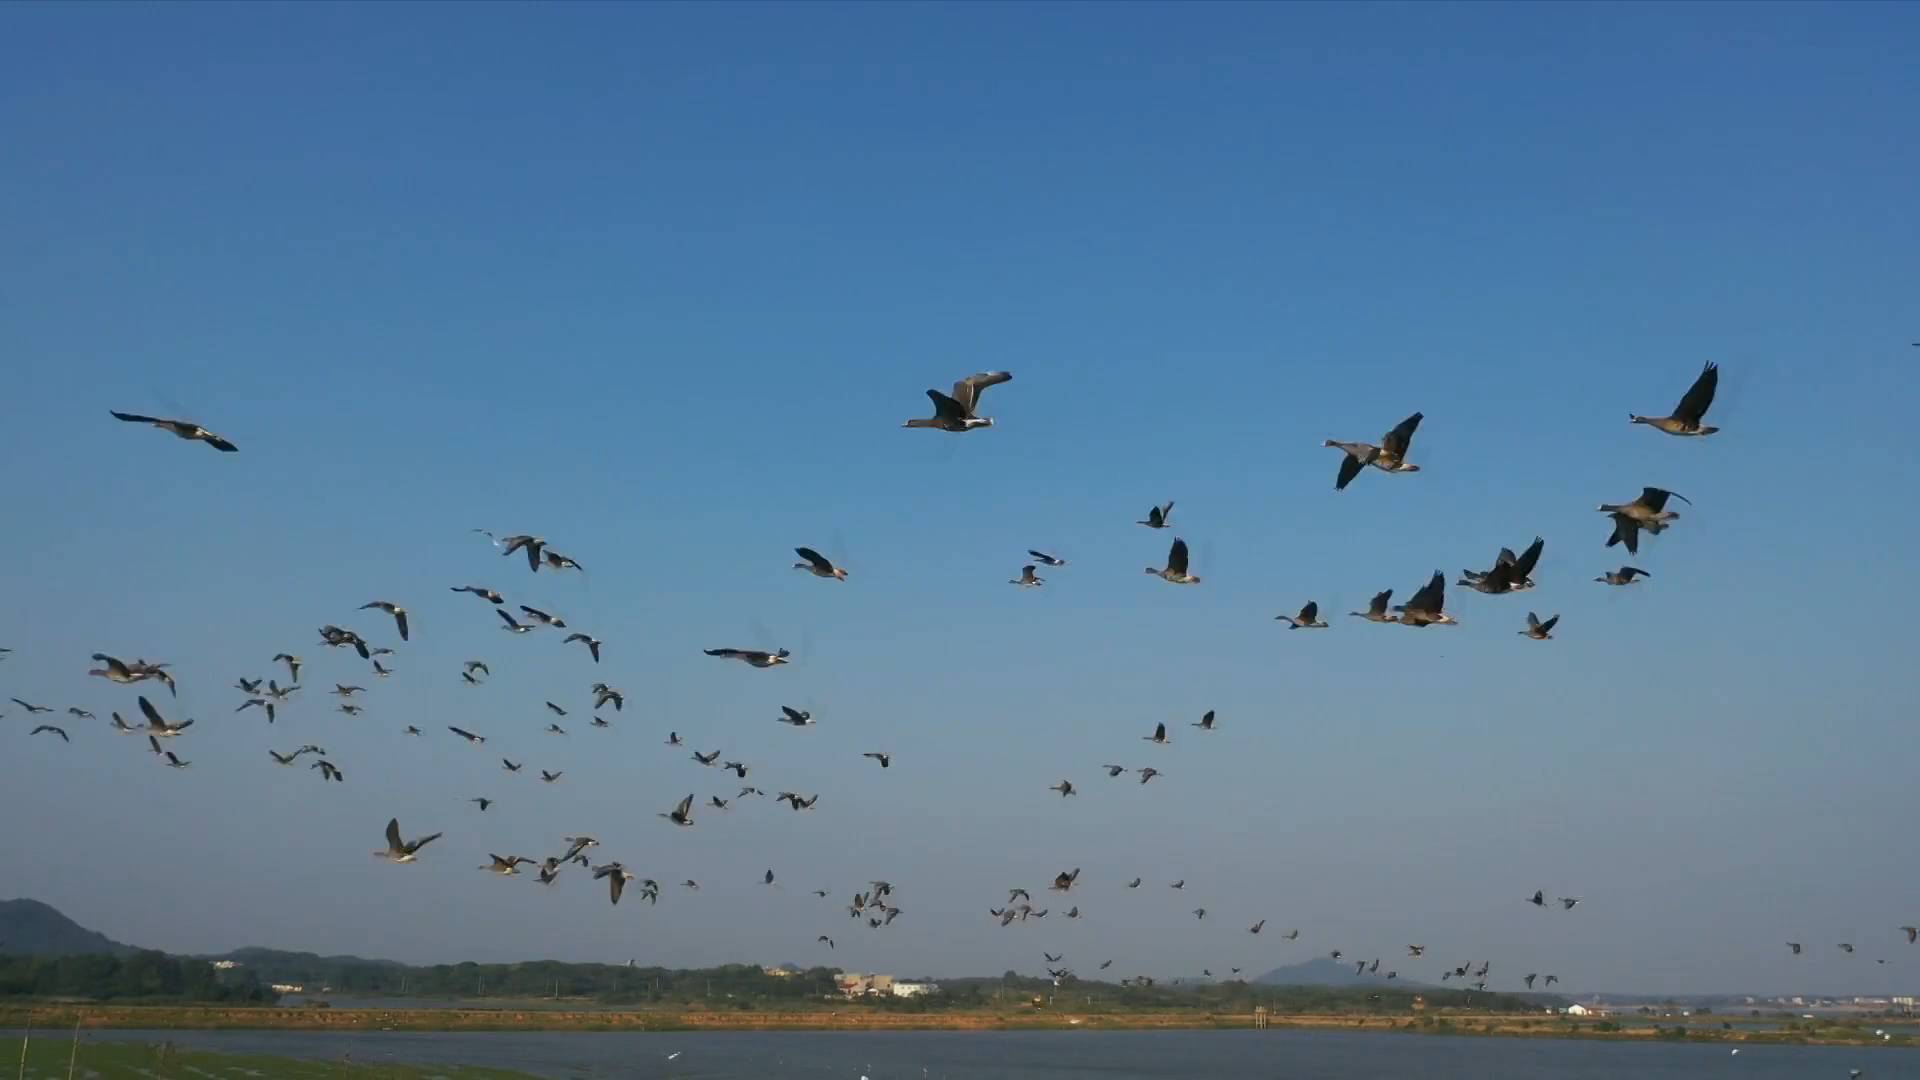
[{"xmin": 86, "ymin": 1028, "xmax": 1917, "ymax": 1079}]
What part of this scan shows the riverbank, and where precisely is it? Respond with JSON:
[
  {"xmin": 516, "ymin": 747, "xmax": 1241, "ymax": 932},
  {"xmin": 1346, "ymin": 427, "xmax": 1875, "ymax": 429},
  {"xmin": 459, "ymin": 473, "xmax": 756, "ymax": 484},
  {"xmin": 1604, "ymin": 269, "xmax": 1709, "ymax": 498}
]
[
  {"xmin": 3, "ymin": 1003, "xmax": 1915, "ymax": 1047},
  {"xmin": 10, "ymin": 1033, "xmax": 531, "ymax": 1080}
]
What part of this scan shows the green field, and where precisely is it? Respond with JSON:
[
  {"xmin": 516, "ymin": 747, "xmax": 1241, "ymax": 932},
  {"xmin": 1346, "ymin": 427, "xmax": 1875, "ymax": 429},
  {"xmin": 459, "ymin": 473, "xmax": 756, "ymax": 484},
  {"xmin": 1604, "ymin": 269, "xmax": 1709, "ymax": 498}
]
[{"xmin": 8, "ymin": 1036, "xmax": 533, "ymax": 1080}]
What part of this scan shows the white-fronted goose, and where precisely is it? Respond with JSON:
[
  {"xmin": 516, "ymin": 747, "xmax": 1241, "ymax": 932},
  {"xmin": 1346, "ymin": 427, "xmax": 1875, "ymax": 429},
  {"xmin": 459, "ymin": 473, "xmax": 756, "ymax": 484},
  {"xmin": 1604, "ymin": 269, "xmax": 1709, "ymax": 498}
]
[
  {"xmin": 540, "ymin": 769, "xmax": 563, "ymax": 783},
  {"xmin": 1595, "ymin": 566, "xmax": 1651, "ymax": 586},
  {"xmin": 1145, "ymin": 537, "xmax": 1200, "ymax": 584},
  {"xmin": 1191, "ymin": 709, "xmax": 1216, "ymax": 731},
  {"xmin": 109, "ymin": 410, "xmax": 237, "ymax": 452},
  {"xmin": 901, "ymin": 371, "xmax": 1012, "ymax": 431},
  {"xmin": 863, "ymin": 751, "xmax": 891, "ymax": 768},
  {"xmin": 793, "ymin": 547, "xmax": 848, "ymax": 580},
  {"xmin": 502, "ymin": 758, "xmax": 522, "ymax": 772},
  {"xmin": 1137, "ymin": 501, "xmax": 1174, "ymax": 528},
  {"xmin": 336, "ymin": 703, "xmax": 363, "ymax": 716},
  {"xmin": 705, "ymin": 647, "xmax": 790, "ymax": 667},
  {"xmin": 1600, "ymin": 487, "xmax": 1690, "ymax": 555},
  {"xmin": 499, "ymin": 535, "xmax": 545, "ymax": 572},
  {"xmin": 1351, "ymin": 589, "xmax": 1398, "ymax": 623},
  {"xmin": 1520, "ymin": 612, "xmax": 1560, "ymax": 640},
  {"xmin": 30, "ymin": 724, "xmax": 68, "ymax": 742},
  {"xmin": 559, "ymin": 633, "xmax": 601, "ymax": 663},
  {"xmin": 447, "ymin": 725, "xmax": 485, "ymax": 744},
  {"xmin": 273, "ymin": 653, "xmax": 302, "ymax": 684},
  {"xmin": 86, "ymin": 655, "xmax": 139, "ymax": 684},
  {"xmin": 1631, "ymin": 362, "xmax": 1720, "ymax": 436},
  {"xmin": 375, "ymin": 818, "xmax": 440, "ymax": 863},
  {"xmin": 496, "ymin": 609, "xmax": 534, "ymax": 634},
  {"xmin": 450, "ymin": 585, "xmax": 505, "ymax": 604},
  {"xmin": 1461, "ymin": 536, "xmax": 1544, "ymax": 594},
  {"xmin": 777, "ymin": 705, "xmax": 814, "ymax": 727},
  {"xmin": 359, "ymin": 601, "xmax": 410, "ymax": 641},
  {"xmin": 1049, "ymin": 780, "xmax": 1076, "ymax": 798},
  {"xmin": 518, "ymin": 605, "xmax": 566, "ymax": 629},
  {"xmin": 1028, "ymin": 549, "xmax": 1067, "ymax": 567},
  {"xmin": 591, "ymin": 683, "xmax": 623, "ymax": 710},
  {"xmin": 109, "ymin": 712, "xmax": 138, "ymax": 734},
  {"xmin": 1137, "ymin": 766, "xmax": 1161, "ymax": 784},
  {"xmin": 312, "ymin": 759, "xmax": 345, "ymax": 782},
  {"xmin": 1143, "ymin": 722, "xmax": 1171, "ymax": 745},
  {"xmin": 541, "ymin": 548, "xmax": 585, "ymax": 573},
  {"xmin": 1276, "ymin": 601, "xmax": 1328, "ymax": 628},
  {"xmin": 1009, "ymin": 564, "xmax": 1044, "ymax": 588},
  {"xmin": 138, "ymin": 696, "xmax": 193, "ymax": 736},
  {"xmin": 660, "ymin": 793, "xmax": 695, "ymax": 826},
  {"xmin": 1395, "ymin": 571, "xmax": 1458, "ymax": 627},
  {"xmin": 1324, "ymin": 412, "xmax": 1423, "ymax": 490},
  {"xmin": 237, "ymin": 698, "xmax": 276, "ymax": 723},
  {"xmin": 483, "ymin": 854, "xmax": 533, "ymax": 876}
]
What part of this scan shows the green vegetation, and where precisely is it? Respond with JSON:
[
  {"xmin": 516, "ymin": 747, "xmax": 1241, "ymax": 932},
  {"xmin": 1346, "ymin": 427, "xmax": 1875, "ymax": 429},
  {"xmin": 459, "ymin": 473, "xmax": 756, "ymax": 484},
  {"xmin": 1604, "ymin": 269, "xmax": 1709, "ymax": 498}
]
[
  {"xmin": 0, "ymin": 951, "xmax": 276, "ymax": 1003},
  {"xmin": 10, "ymin": 1035, "xmax": 531, "ymax": 1080}
]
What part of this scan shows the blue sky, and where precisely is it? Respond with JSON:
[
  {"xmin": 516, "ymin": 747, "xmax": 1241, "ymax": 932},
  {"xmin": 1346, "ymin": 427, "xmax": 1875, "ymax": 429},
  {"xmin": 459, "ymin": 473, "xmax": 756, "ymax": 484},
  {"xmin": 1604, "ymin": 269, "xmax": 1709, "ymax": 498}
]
[{"xmin": 1, "ymin": 2, "xmax": 1916, "ymax": 996}]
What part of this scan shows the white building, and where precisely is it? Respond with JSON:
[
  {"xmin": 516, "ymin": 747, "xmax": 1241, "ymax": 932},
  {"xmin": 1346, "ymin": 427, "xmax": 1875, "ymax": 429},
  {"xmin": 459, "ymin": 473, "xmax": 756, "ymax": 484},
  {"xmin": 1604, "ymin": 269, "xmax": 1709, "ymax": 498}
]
[
  {"xmin": 1564, "ymin": 1003, "xmax": 1610, "ymax": 1017},
  {"xmin": 891, "ymin": 981, "xmax": 939, "ymax": 998}
]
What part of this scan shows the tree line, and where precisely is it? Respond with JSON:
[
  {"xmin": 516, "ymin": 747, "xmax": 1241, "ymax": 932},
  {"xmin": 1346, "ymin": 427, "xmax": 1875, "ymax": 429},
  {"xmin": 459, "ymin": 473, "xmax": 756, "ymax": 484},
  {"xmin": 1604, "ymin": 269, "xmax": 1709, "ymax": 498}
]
[{"xmin": 0, "ymin": 951, "xmax": 277, "ymax": 1003}]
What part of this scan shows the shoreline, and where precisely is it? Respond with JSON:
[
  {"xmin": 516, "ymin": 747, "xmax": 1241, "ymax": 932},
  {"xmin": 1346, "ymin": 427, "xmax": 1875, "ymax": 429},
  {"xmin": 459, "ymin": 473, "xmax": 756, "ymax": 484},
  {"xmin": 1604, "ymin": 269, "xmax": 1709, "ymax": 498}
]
[{"xmin": 2, "ymin": 1004, "xmax": 1913, "ymax": 1047}]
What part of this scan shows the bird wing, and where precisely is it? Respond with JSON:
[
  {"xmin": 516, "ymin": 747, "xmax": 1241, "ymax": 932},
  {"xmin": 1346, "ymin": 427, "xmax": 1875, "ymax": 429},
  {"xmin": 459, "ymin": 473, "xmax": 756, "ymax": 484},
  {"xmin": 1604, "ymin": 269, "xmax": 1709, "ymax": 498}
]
[
  {"xmin": 385, "ymin": 818, "xmax": 403, "ymax": 852},
  {"xmin": 950, "ymin": 371, "xmax": 1012, "ymax": 414},
  {"xmin": 1512, "ymin": 536, "xmax": 1545, "ymax": 578},
  {"xmin": 1526, "ymin": 612, "xmax": 1541, "ymax": 630},
  {"xmin": 1380, "ymin": 412, "xmax": 1423, "ymax": 458},
  {"xmin": 925, "ymin": 388, "xmax": 967, "ymax": 421},
  {"xmin": 395, "ymin": 610, "xmax": 409, "ymax": 641},
  {"xmin": 1539, "ymin": 615, "xmax": 1560, "ymax": 634},
  {"xmin": 1335, "ymin": 453, "xmax": 1365, "ymax": 491},
  {"xmin": 137, "ymin": 695, "xmax": 166, "ymax": 729},
  {"xmin": 408, "ymin": 832, "xmax": 442, "ymax": 854},
  {"xmin": 705, "ymin": 648, "xmax": 741, "ymax": 658},
  {"xmin": 496, "ymin": 609, "xmax": 521, "ymax": 630},
  {"xmin": 1166, "ymin": 538, "xmax": 1190, "ymax": 576},
  {"xmin": 1672, "ymin": 361, "xmax": 1718, "ymax": 424},
  {"xmin": 110, "ymin": 410, "xmax": 165, "ymax": 425},
  {"xmin": 1298, "ymin": 601, "xmax": 1318, "ymax": 623},
  {"xmin": 1369, "ymin": 589, "xmax": 1392, "ymax": 615},
  {"xmin": 675, "ymin": 794, "xmax": 694, "ymax": 817},
  {"xmin": 794, "ymin": 547, "xmax": 831, "ymax": 572},
  {"xmin": 1406, "ymin": 571, "xmax": 1445, "ymax": 614}
]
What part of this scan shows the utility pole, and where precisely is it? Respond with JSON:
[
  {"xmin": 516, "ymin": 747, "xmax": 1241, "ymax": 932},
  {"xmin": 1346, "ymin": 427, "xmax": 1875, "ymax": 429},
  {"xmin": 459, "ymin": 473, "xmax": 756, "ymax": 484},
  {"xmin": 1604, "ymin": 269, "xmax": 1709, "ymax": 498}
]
[
  {"xmin": 17, "ymin": 1009, "xmax": 32, "ymax": 1080},
  {"xmin": 65, "ymin": 1018, "xmax": 80, "ymax": 1080}
]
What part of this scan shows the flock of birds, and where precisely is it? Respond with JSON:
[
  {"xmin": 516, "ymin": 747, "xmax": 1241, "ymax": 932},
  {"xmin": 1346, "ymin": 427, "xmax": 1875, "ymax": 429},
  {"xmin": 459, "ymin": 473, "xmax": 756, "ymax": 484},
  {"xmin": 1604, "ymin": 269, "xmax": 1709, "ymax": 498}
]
[{"xmin": 5, "ymin": 364, "xmax": 1915, "ymax": 999}]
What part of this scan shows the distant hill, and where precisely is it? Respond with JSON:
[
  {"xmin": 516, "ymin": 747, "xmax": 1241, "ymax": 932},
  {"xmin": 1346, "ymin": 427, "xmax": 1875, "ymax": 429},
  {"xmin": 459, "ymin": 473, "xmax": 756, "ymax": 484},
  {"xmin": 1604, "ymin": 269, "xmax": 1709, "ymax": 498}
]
[
  {"xmin": 0, "ymin": 899, "xmax": 136, "ymax": 957},
  {"xmin": 1255, "ymin": 956, "xmax": 1431, "ymax": 988}
]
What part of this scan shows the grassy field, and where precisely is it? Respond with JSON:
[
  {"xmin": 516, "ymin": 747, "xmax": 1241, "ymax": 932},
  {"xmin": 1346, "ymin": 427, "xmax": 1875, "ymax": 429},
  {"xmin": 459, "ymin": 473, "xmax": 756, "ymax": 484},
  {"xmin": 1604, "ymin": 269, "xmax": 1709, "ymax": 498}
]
[{"xmin": 7, "ymin": 1033, "xmax": 533, "ymax": 1080}]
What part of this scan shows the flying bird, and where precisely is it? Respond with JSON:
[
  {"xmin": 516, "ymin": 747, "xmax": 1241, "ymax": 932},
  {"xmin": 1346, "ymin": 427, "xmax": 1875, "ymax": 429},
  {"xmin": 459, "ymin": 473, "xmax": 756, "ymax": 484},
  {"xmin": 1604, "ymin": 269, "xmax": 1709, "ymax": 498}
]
[
  {"xmin": 517, "ymin": 605, "xmax": 566, "ymax": 629},
  {"xmin": 482, "ymin": 854, "xmax": 533, "ymax": 876},
  {"xmin": 471, "ymin": 798, "xmax": 493, "ymax": 811},
  {"xmin": 1136, "ymin": 767, "xmax": 1161, "ymax": 784},
  {"xmin": 496, "ymin": 610, "xmax": 534, "ymax": 634},
  {"xmin": 1191, "ymin": 709, "xmax": 1216, "ymax": 731},
  {"xmin": 450, "ymin": 585, "xmax": 505, "ymax": 604},
  {"xmin": 793, "ymin": 547, "xmax": 849, "ymax": 581},
  {"xmin": 777, "ymin": 706, "xmax": 814, "ymax": 727},
  {"xmin": 901, "ymin": 371, "xmax": 1013, "ymax": 432},
  {"xmin": 1137, "ymin": 501, "xmax": 1175, "ymax": 529},
  {"xmin": 704, "ymin": 647, "xmax": 791, "ymax": 667},
  {"xmin": 1395, "ymin": 572, "xmax": 1457, "ymax": 627},
  {"xmin": 1351, "ymin": 589, "xmax": 1398, "ymax": 624},
  {"xmin": 1596, "ymin": 566, "xmax": 1652, "ymax": 586},
  {"xmin": 375, "ymin": 818, "xmax": 440, "ymax": 863},
  {"xmin": 1250, "ymin": 920, "xmax": 1265, "ymax": 934},
  {"xmin": 1027, "ymin": 549, "xmax": 1067, "ymax": 567},
  {"xmin": 862, "ymin": 752, "xmax": 891, "ymax": 768},
  {"xmin": 359, "ymin": 601, "xmax": 410, "ymax": 641},
  {"xmin": 311, "ymin": 759, "xmax": 345, "ymax": 783},
  {"xmin": 273, "ymin": 654, "xmax": 302, "ymax": 683},
  {"xmin": 1461, "ymin": 536, "xmax": 1544, "ymax": 595},
  {"xmin": 502, "ymin": 758, "xmax": 522, "ymax": 772},
  {"xmin": 592, "ymin": 684, "xmax": 623, "ymax": 710},
  {"xmin": 660, "ymin": 794, "xmax": 695, "ymax": 826},
  {"xmin": 1520, "ymin": 612, "xmax": 1560, "ymax": 640},
  {"xmin": 1325, "ymin": 412, "xmax": 1423, "ymax": 490},
  {"xmin": 498, "ymin": 535, "xmax": 546, "ymax": 572},
  {"xmin": 10, "ymin": 698, "xmax": 51, "ymax": 713},
  {"xmin": 1145, "ymin": 537, "xmax": 1200, "ymax": 584},
  {"xmin": 30, "ymin": 725, "xmax": 68, "ymax": 742},
  {"xmin": 137, "ymin": 696, "xmax": 192, "ymax": 736},
  {"xmin": 1143, "ymin": 722, "xmax": 1171, "ymax": 746},
  {"xmin": 539, "ymin": 770, "xmax": 563, "ymax": 783},
  {"xmin": 109, "ymin": 411, "xmax": 238, "ymax": 452},
  {"xmin": 1559, "ymin": 896, "xmax": 1581, "ymax": 910},
  {"xmin": 1630, "ymin": 362, "xmax": 1720, "ymax": 436},
  {"xmin": 563, "ymin": 634, "xmax": 602, "ymax": 663},
  {"xmin": 1102, "ymin": 764, "xmax": 1126, "ymax": 778},
  {"xmin": 1009, "ymin": 564, "xmax": 1044, "ymax": 588},
  {"xmin": 1276, "ymin": 601, "xmax": 1328, "ymax": 629},
  {"xmin": 1049, "ymin": 780, "xmax": 1076, "ymax": 798},
  {"xmin": 447, "ymin": 726, "xmax": 486, "ymax": 744},
  {"xmin": 1600, "ymin": 487, "xmax": 1691, "ymax": 556}
]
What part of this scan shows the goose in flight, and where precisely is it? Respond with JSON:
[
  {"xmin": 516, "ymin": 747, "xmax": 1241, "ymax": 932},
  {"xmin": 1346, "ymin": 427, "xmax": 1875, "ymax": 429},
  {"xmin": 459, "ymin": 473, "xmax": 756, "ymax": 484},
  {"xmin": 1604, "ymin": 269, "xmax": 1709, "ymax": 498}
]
[
  {"xmin": 1787, "ymin": 942, "xmax": 1802, "ymax": 954},
  {"xmin": 539, "ymin": 770, "xmax": 563, "ymax": 783},
  {"xmin": 450, "ymin": 585, "xmax": 505, "ymax": 604},
  {"xmin": 1136, "ymin": 767, "xmax": 1161, "ymax": 784},
  {"xmin": 273, "ymin": 653, "xmax": 302, "ymax": 684},
  {"xmin": 359, "ymin": 601, "xmax": 410, "ymax": 641},
  {"xmin": 793, "ymin": 547, "xmax": 848, "ymax": 581},
  {"xmin": 1145, "ymin": 537, "xmax": 1200, "ymax": 584},
  {"xmin": 592, "ymin": 683, "xmax": 623, "ymax": 710},
  {"xmin": 545, "ymin": 723, "xmax": 566, "ymax": 736},
  {"xmin": 1250, "ymin": 920, "xmax": 1266, "ymax": 934},
  {"xmin": 1125, "ymin": 878, "xmax": 1141, "ymax": 888},
  {"xmin": 544, "ymin": 701, "xmax": 567, "ymax": 717},
  {"xmin": 1283, "ymin": 929, "xmax": 1299, "ymax": 940},
  {"xmin": 778, "ymin": 791, "xmax": 819, "ymax": 810},
  {"xmin": 1191, "ymin": 710, "xmax": 1216, "ymax": 731},
  {"xmin": 30, "ymin": 724, "xmax": 67, "ymax": 742},
  {"xmin": 1520, "ymin": 612, "xmax": 1560, "ymax": 640},
  {"xmin": 375, "ymin": 818, "xmax": 440, "ymax": 863},
  {"xmin": 312, "ymin": 759, "xmax": 344, "ymax": 782},
  {"xmin": 862, "ymin": 751, "xmax": 891, "ymax": 768},
  {"xmin": 336, "ymin": 704, "xmax": 364, "ymax": 716},
  {"xmin": 818, "ymin": 936, "xmax": 835, "ymax": 949},
  {"xmin": 723, "ymin": 760, "xmax": 748, "ymax": 778},
  {"xmin": 692, "ymin": 749, "xmax": 721, "ymax": 766},
  {"xmin": 264, "ymin": 680, "xmax": 298, "ymax": 702},
  {"xmin": 1009, "ymin": 564, "xmax": 1045, "ymax": 588},
  {"xmin": 109, "ymin": 713, "xmax": 138, "ymax": 734},
  {"xmin": 86, "ymin": 655, "xmax": 140, "ymax": 685},
  {"xmin": 318, "ymin": 625, "xmax": 372, "ymax": 659},
  {"xmin": 447, "ymin": 726, "xmax": 486, "ymax": 744},
  {"xmin": 1028, "ymin": 549, "xmax": 1067, "ymax": 567},
  {"xmin": 1325, "ymin": 412, "xmax": 1423, "ymax": 490},
  {"xmin": 483, "ymin": 854, "xmax": 534, "ymax": 876},
  {"xmin": 704, "ymin": 647, "xmax": 790, "ymax": 667},
  {"xmin": 158, "ymin": 746, "xmax": 191, "ymax": 768},
  {"xmin": 1558, "ymin": 896, "xmax": 1581, "ymax": 909},
  {"xmin": 1276, "ymin": 601, "xmax": 1328, "ymax": 628},
  {"xmin": 470, "ymin": 798, "xmax": 492, "ymax": 811},
  {"xmin": 138, "ymin": 696, "xmax": 193, "ymax": 736},
  {"xmin": 1528, "ymin": 890, "xmax": 1546, "ymax": 907},
  {"xmin": 595, "ymin": 863, "xmax": 638, "ymax": 905},
  {"xmin": 709, "ymin": 795, "xmax": 729, "ymax": 810},
  {"xmin": 404, "ymin": 726, "xmax": 422, "ymax": 736},
  {"xmin": 1351, "ymin": 589, "xmax": 1398, "ymax": 623},
  {"xmin": 777, "ymin": 706, "xmax": 814, "ymax": 727},
  {"xmin": 666, "ymin": 731, "xmax": 683, "ymax": 746},
  {"xmin": 373, "ymin": 660, "xmax": 392, "ymax": 678},
  {"xmin": 1596, "ymin": 566, "xmax": 1652, "ymax": 586},
  {"xmin": 1631, "ymin": 362, "xmax": 1720, "ymax": 436},
  {"xmin": 541, "ymin": 548, "xmax": 585, "ymax": 573},
  {"xmin": 464, "ymin": 660, "xmax": 491, "ymax": 678},
  {"xmin": 1838, "ymin": 943, "xmax": 1855, "ymax": 953},
  {"xmin": 1170, "ymin": 880, "xmax": 1186, "ymax": 890},
  {"xmin": 901, "ymin": 371, "xmax": 1013, "ymax": 431},
  {"xmin": 1394, "ymin": 572, "xmax": 1457, "ymax": 627},
  {"xmin": 268, "ymin": 749, "xmax": 301, "ymax": 765},
  {"xmin": 1137, "ymin": 501, "xmax": 1175, "ymax": 529},
  {"xmin": 1542, "ymin": 975, "xmax": 1558, "ymax": 986},
  {"xmin": 234, "ymin": 677, "xmax": 262, "ymax": 694},
  {"xmin": 11, "ymin": 697, "xmax": 52, "ymax": 713},
  {"xmin": 237, "ymin": 698, "xmax": 276, "ymax": 723},
  {"xmin": 502, "ymin": 758, "xmax": 522, "ymax": 772},
  {"xmin": 1049, "ymin": 780, "xmax": 1077, "ymax": 798},
  {"xmin": 1102, "ymin": 764, "xmax": 1126, "ymax": 778},
  {"xmin": 1600, "ymin": 487, "xmax": 1690, "ymax": 555},
  {"xmin": 563, "ymin": 634, "xmax": 602, "ymax": 663},
  {"xmin": 518, "ymin": 605, "xmax": 566, "ymax": 629},
  {"xmin": 499, "ymin": 535, "xmax": 546, "ymax": 572},
  {"xmin": 496, "ymin": 610, "xmax": 534, "ymax": 634},
  {"xmin": 660, "ymin": 794, "xmax": 695, "ymax": 826},
  {"xmin": 1407, "ymin": 945, "xmax": 1425, "ymax": 957},
  {"xmin": 1143, "ymin": 722, "xmax": 1171, "ymax": 745},
  {"xmin": 333, "ymin": 684, "xmax": 366, "ymax": 698},
  {"xmin": 1461, "ymin": 536, "xmax": 1544, "ymax": 595},
  {"xmin": 109, "ymin": 410, "xmax": 238, "ymax": 452}
]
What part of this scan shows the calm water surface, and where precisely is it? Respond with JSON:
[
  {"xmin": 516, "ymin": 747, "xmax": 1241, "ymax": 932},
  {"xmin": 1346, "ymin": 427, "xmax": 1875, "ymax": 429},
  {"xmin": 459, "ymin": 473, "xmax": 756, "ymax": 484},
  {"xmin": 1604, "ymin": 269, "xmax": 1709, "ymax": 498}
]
[{"xmin": 90, "ymin": 1028, "xmax": 1915, "ymax": 1079}]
